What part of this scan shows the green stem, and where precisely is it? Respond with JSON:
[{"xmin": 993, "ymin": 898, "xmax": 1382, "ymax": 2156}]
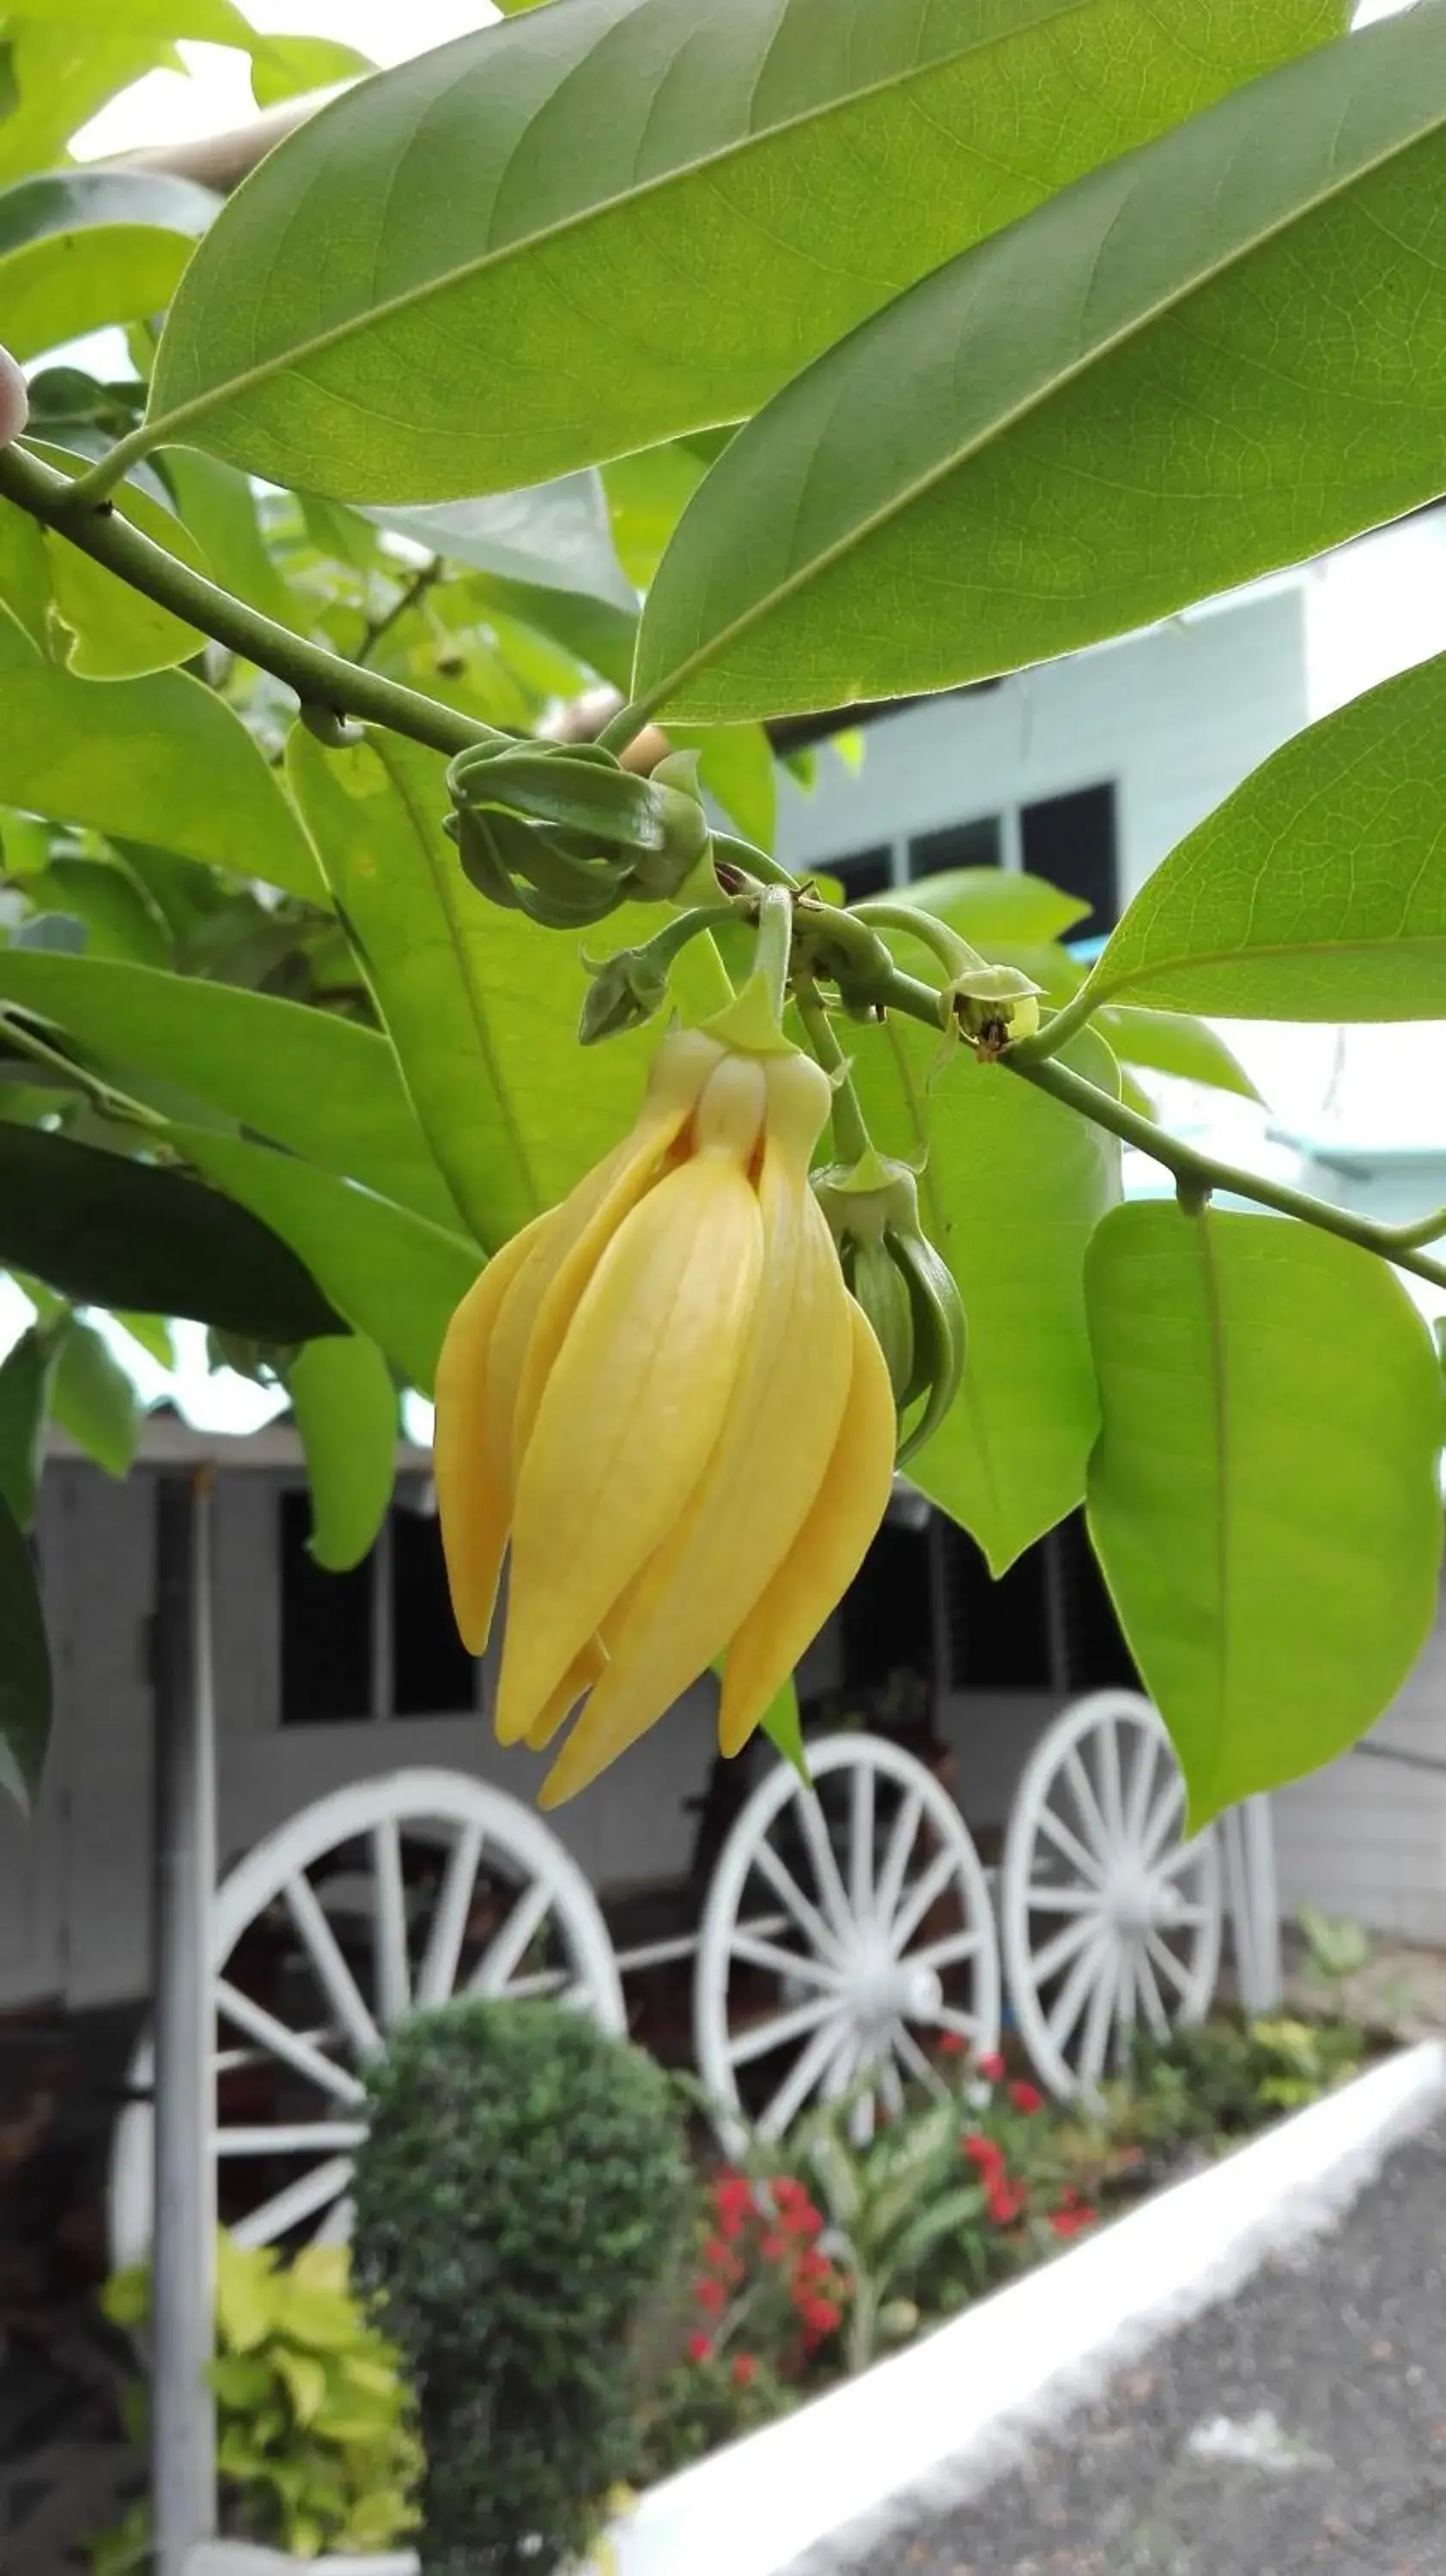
[
  {"xmin": 1006, "ymin": 977, "xmax": 1102, "ymax": 1065},
  {"xmin": 710, "ymin": 830, "xmax": 801, "ymax": 891},
  {"xmin": 355, "ymin": 555, "xmax": 443, "ymax": 667},
  {"xmin": 752, "ymin": 884, "xmax": 793, "ymax": 1024},
  {"xmin": 44, "ymin": 420, "xmax": 161, "ymax": 510},
  {"xmin": 596, "ymin": 695, "xmax": 665, "ymax": 756},
  {"xmin": 848, "ymin": 897, "xmax": 978, "ymax": 980},
  {"xmin": 0, "ymin": 441, "xmax": 495, "ymax": 762},
  {"xmin": 795, "ymin": 981, "xmax": 871, "ymax": 1164}
]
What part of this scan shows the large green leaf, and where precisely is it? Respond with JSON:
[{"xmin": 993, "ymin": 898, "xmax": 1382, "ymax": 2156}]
[
  {"xmin": 171, "ymin": 1124, "xmax": 478, "ymax": 1394},
  {"xmin": 1095, "ymin": 1006, "xmax": 1260, "ymax": 1102},
  {"xmin": 0, "ymin": 1125, "xmax": 344, "ymax": 1342},
  {"xmin": 890, "ymin": 871, "xmax": 1092, "ymax": 951},
  {"xmin": 0, "ymin": 951, "xmax": 462, "ymax": 1230},
  {"xmin": 1086, "ymin": 1203, "xmax": 1444, "ymax": 1821},
  {"xmin": 161, "ymin": 447, "xmax": 303, "ymax": 631},
  {"xmin": 17, "ymin": 439, "xmax": 210, "ymax": 681},
  {"xmin": 283, "ymin": 1334, "xmax": 397, "ymax": 1572},
  {"xmin": 251, "ymin": 30, "xmax": 373, "ymax": 107},
  {"xmin": 15, "ymin": 860, "xmax": 169, "ymax": 969},
  {"xmin": 140, "ymin": 0, "xmax": 1341, "ymax": 501},
  {"xmin": 0, "ymin": 1321, "xmax": 57, "ymax": 1530},
  {"xmin": 1079, "ymin": 653, "xmax": 1446, "ymax": 1022},
  {"xmin": 361, "ymin": 474, "xmax": 635, "ymax": 610},
  {"xmin": 285, "ymin": 726, "xmax": 679, "ymax": 1251},
  {"xmin": 0, "ymin": 170, "xmax": 215, "ymax": 362},
  {"xmin": 51, "ymin": 1317, "xmax": 140, "ymax": 1479},
  {"xmin": 0, "ymin": 605, "xmax": 324, "ymax": 899},
  {"xmin": 0, "ymin": 1485, "xmax": 49, "ymax": 1808},
  {"xmin": 851, "ymin": 1019, "xmax": 1120, "ymax": 1570},
  {"xmin": 634, "ymin": 4, "xmax": 1446, "ymax": 720}
]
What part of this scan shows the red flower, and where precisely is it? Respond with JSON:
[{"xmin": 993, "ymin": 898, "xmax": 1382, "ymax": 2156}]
[
  {"xmin": 936, "ymin": 2031, "xmax": 967, "ymax": 2057},
  {"xmin": 800, "ymin": 2296, "xmax": 841, "ymax": 2337},
  {"xmin": 976, "ymin": 2051, "xmax": 1006, "ymax": 2083},
  {"xmin": 686, "ymin": 2332, "xmax": 712, "ymax": 2361},
  {"xmin": 714, "ymin": 2173, "xmax": 753, "ymax": 2216},
  {"xmin": 986, "ymin": 2179, "xmax": 1026, "ymax": 2226},
  {"xmin": 702, "ymin": 2236, "xmax": 732, "ymax": 2270},
  {"xmin": 793, "ymin": 2248, "xmax": 831, "ymax": 2285},
  {"xmin": 1050, "ymin": 2206, "xmax": 1096, "ymax": 2239},
  {"xmin": 695, "ymin": 2275, "xmax": 726, "ymax": 2315},
  {"xmin": 963, "ymin": 2133, "xmax": 1003, "ymax": 2172},
  {"xmin": 792, "ymin": 2202, "xmax": 824, "ymax": 2240},
  {"xmin": 1008, "ymin": 2081, "xmax": 1044, "ymax": 2116},
  {"xmin": 717, "ymin": 2208, "xmax": 743, "ymax": 2242},
  {"xmin": 772, "ymin": 2177, "xmax": 807, "ymax": 2213},
  {"xmin": 732, "ymin": 2353, "xmax": 759, "ymax": 2388},
  {"xmin": 760, "ymin": 2232, "xmax": 787, "ymax": 2263}
]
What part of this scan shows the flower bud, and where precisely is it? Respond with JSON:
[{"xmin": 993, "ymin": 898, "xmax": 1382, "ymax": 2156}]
[
  {"xmin": 947, "ymin": 962, "xmax": 1042, "ymax": 1055},
  {"xmin": 578, "ymin": 943, "xmax": 671, "ymax": 1043},
  {"xmin": 446, "ymin": 738, "xmax": 712, "ymax": 924},
  {"xmin": 812, "ymin": 1155, "xmax": 966, "ymax": 1463}
]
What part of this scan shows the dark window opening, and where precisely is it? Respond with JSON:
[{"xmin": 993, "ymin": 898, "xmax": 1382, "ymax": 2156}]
[
  {"xmin": 392, "ymin": 1507, "xmax": 476, "ymax": 1716},
  {"xmin": 839, "ymin": 1520, "xmax": 935, "ymax": 1695},
  {"xmin": 940, "ymin": 1510, "xmax": 1138, "ymax": 1694},
  {"xmin": 908, "ymin": 816, "xmax": 1002, "ymax": 880},
  {"xmin": 827, "ymin": 843, "xmax": 892, "ymax": 898},
  {"xmin": 1019, "ymin": 782, "xmax": 1118, "ymax": 931},
  {"xmin": 279, "ymin": 1491, "xmax": 372, "ymax": 1723}
]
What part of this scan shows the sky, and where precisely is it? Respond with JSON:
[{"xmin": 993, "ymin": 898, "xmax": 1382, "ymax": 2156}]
[{"xmin": 13, "ymin": 0, "xmax": 1443, "ymax": 1430}]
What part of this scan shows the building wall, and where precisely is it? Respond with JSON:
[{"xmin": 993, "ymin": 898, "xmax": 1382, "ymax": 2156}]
[
  {"xmin": 773, "ymin": 585, "xmax": 1309, "ymax": 910},
  {"xmin": 1272, "ymin": 1583, "xmax": 1446, "ymax": 1946}
]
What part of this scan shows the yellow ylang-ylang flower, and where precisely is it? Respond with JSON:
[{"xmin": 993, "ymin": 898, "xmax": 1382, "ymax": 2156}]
[{"xmin": 434, "ymin": 1028, "xmax": 896, "ymax": 1804}]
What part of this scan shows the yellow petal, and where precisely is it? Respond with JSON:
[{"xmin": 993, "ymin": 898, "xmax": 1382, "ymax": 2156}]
[
  {"xmin": 433, "ymin": 1214, "xmax": 552, "ymax": 1653},
  {"xmin": 522, "ymin": 1633, "xmax": 609, "ymax": 1752},
  {"xmin": 512, "ymin": 1029, "xmax": 724, "ymax": 1470},
  {"xmin": 497, "ymin": 1058, "xmax": 767, "ymax": 1745},
  {"xmin": 540, "ymin": 1055, "xmax": 848, "ymax": 1806},
  {"xmin": 718, "ymin": 1295, "xmax": 896, "ymax": 1757}
]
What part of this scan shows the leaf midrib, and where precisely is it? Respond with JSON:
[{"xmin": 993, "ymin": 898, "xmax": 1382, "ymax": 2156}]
[
  {"xmin": 143, "ymin": 0, "xmax": 1100, "ymax": 453},
  {"xmin": 640, "ymin": 43, "xmax": 1443, "ymax": 714},
  {"xmin": 1093, "ymin": 923, "xmax": 1446, "ymax": 1007}
]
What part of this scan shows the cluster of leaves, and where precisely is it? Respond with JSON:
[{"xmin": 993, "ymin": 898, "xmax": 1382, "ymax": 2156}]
[
  {"xmin": 93, "ymin": 2230, "xmax": 422, "ymax": 2568},
  {"xmin": 349, "ymin": 1998, "xmax": 690, "ymax": 2576},
  {"xmin": 2, "ymin": 0, "xmax": 1446, "ymax": 1839},
  {"xmin": 1110, "ymin": 2014, "xmax": 1364, "ymax": 2155}
]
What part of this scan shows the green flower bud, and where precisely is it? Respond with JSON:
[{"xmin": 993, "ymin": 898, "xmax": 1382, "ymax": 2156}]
[
  {"xmin": 628, "ymin": 749, "xmax": 711, "ymax": 898},
  {"xmin": 578, "ymin": 944, "xmax": 671, "ymax": 1044},
  {"xmin": 947, "ymin": 961, "xmax": 1042, "ymax": 1055},
  {"xmin": 446, "ymin": 738, "xmax": 713, "ymax": 920},
  {"xmin": 813, "ymin": 1154, "xmax": 966, "ymax": 1462}
]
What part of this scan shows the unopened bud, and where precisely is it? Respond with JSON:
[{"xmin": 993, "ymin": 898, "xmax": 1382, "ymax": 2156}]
[
  {"xmin": 579, "ymin": 945, "xmax": 671, "ymax": 1044},
  {"xmin": 813, "ymin": 1155, "xmax": 966, "ymax": 1461},
  {"xmin": 947, "ymin": 962, "xmax": 1042, "ymax": 1055}
]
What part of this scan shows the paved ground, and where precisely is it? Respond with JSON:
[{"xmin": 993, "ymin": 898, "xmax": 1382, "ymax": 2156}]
[{"xmin": 820, "ymin": 2118, "xmax": 1446, "ymax": 2576}]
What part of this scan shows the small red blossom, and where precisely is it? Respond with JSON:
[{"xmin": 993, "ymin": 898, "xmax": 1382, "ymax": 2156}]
[
  {"xmin": 717, "ymin": 2208, "xmax": 743, "ymax": 2242},
  {"xmin": 714, "ymin": 2172, "xmax": 753, "ymax": 2215},
  {"xmin": 772, "ymin": 2177, "xmax": 808, "ymax": 2212},
  {"xmin": 986, "ymin": 2178, "xmax": 1026, "ymax": 2226},
  {"xmin": 759, "ymin": 2232, "xmax": 788, "ymax": 2263},
  {"xmin": 695, "ymin": 2275, "xmax": 726, "ymax": 2315},
  {"xmin": 1050, "ymin": 2206, "xmax": 1096, "ymax": 2239},
  {"xmin": 790, "ymin": 2201, "xmax": 824, "ymax": 2240},
  {"xmin": 732, "ymin": 2353, "xmax": 759, "ymax": 2388},
  {"xmin": 936, "ymin": 2031, "xmax": 967, "ymax": 2057},
  {"xmin": 686, "ymin": 2332, "xmax": 712, "ymax": 2362},
  {"xmin": 800, "ymin": 2296, "xmax": 841, "ymax": 2336},
  {"xmin": 963, "ymin": 2133, "xmax": 1003, "ymax": 2172},
  {"xmin": 975, "ymin": 2051, "xmax": 1006, "ymax": 2083},
  {"xmin": 702, "ymin": 2236, "xmax": 732, "ymax": 2270},
  {"xmin": 1007, "ymin": 2081, "xmax": 1044, "ymax": 2116},
  {"xmin": 793, "ymin": 2247, "xmax": 831, "ymax": 2285}
]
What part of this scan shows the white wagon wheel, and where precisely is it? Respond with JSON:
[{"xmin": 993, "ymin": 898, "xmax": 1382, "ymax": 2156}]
[
  {"xmin": 695, "ymin": 1734, "xmax": 1000, "ymax": 2151},
  {"xmin": 110, "ymin": 1768, "xmax": 623, "ymax": 2267},
  {"xmin": 999, "ymin": 1691, "xmax": 1222, "ymax": 2102}
]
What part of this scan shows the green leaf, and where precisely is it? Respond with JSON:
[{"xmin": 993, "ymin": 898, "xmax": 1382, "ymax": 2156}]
[
  {"xmin": 1080, "ymin": 653, "xmax": 1446, "ymax": 1022},
  {"xmin": 284, "ymin": 1335, "xmax": 397, "ymax": 1573},
  {"xmin": 0, "ymin": 951, "xmax": 462, "ymax": 1230},
  {"xmin": 852, "ymin": 1021, "xmax": 1120, "ymax": 1571},
  {"xmin": 361, "ymin": 473, "xmax": 635, "ymax": 610},
  {"xmin": 0, "ymin": 493, "xmax": 51, "ymax": 647},
  {"xmin": 216, "ymin": 2232, "xmax": 276, "ymax": 2354},
  {"xmin": 162, "ymin": 447, "xmax": 304, "ymax": 630},
  {"xmin": 634, "ymin": 5, "xmax": 1446, "ymax": 720},
  {"xmin": 251, "ymin": 31, "xmax": 373, "ymax": 109},
  {"xmin": 142, "ymin": 0, "xmax": 1342, "ymax": 500},
  {"xmin": 112, "ymin": 1309, "xmax": 175, "ymax": 1370},
  {"xmin": 1095, "ymin": 1006, "xmax": 1260, "ymax": 1102},
  {"xmin": 758, "ymin": 1672, "xmax": 807, "ymax": 1783},
  {"xmin": 1085, "ymin": 1203, "xmax": 1444, "ymax": 1822},
  {"xmin": 672, "ymin": 724, "xmax": 777, "ymax": 850},
  {"xmin": 274, "ymin": 2347, "xmax": 329, "ymax": 2429},
  {"xmin": 0, "ymin": 1484, "xmax": 49, "ymax": 1808},
  {"xmin": 0, "ymin": 169, "xmax": 215, "ymax": 363},
  {"xmin": 51, "ymin": 1316, "xmax": 140, "ymax": 1479},
  {"xmin": 0, "ymin": 1125, "xmax": 344, "ymax": 1342},
  {"xmin": 286, "ymin": 725, "xmax": 681, "ymax": 1251},
  {"xmin": 0, "ymin": 1321, "xmax": 58, "ymax": 1529},
  {"xmin": 17, "ymin": 438, "xmax": 210, "ymax": 680},
  {"xmin": 19, "ymin": 860, "xmax": 170, "ymax": 968},
  {"xmin": 0, "ymin": 605, "xmax": 325, "ymax": 901},
  {"xmin": 170, "ymin": 1124, "xmax": 477, "ymax": 1395},
  {"xmin": 906, "ymin": 870, "xmax": 1091, "ymax": 949}
]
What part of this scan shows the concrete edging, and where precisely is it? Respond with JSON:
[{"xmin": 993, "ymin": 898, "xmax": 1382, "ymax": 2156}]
[{"xmin": 605, "ymin": 2039, "xmax": 1446, "ymax": 2576}]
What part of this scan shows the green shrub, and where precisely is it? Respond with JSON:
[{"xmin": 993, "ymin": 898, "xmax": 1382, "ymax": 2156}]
[
  {"xmin": 350, "ymin": 1998, "xmax": 690, "ymax": 2576},
  {"xmin": 91, "ymin": 2232, "xmax": 422, "ymax": 2569}
]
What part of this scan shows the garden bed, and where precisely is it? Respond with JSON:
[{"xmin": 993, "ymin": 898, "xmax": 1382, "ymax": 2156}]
[{"xmin": 600, "ymin": 2042, "xmax": 1446, "ymax": 2576}]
